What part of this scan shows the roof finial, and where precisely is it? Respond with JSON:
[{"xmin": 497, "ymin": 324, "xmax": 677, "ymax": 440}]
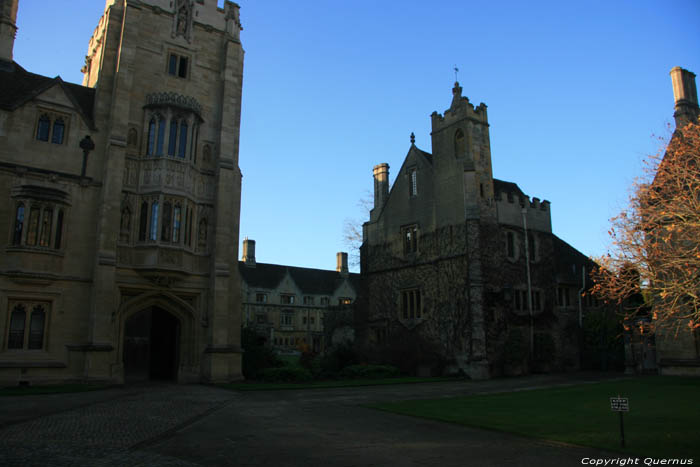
[
  {"xmin": 410, "ymin": 132, "xmax": 415, "ymax": 145},
  {"xmin": 454, "ymin": 64, "xmax": 459, "ymax": 83}
]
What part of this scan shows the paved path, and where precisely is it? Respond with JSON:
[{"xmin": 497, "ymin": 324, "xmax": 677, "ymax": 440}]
[{"xmin": 0, "ymin": 373, "xmax": 624, "ymax": 466}]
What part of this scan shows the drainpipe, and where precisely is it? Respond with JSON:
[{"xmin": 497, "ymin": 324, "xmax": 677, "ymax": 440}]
[
  {"xmin": 521, "ymin": 208, "xmax": 534, "ymax": 360},
  {"xmin": 578, "ymin": 266, "xmax": 586, "ymax": 327}
]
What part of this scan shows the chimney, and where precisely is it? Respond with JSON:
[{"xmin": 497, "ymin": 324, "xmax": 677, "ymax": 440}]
[
  {"xmin": 242, "ymin": 238, "xmax": 256, "ymax": 267},
  {"xmin": 670, "ymin": 67, "xmax": 699, "ymax": 128},
  {"xmin": 336, "ymin": 252, "xmax": 348, "ymax": 276},
  {"xmin": 373, "ymin": 163, "xmax": 389, "ymax": 211},
  {"xmin": 0, "ymin": 0, "xmax": 19, "ymax": 63}
]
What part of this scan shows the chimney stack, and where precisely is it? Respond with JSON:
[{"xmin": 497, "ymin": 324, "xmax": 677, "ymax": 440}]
[
  {"xmin": 242, "ymin": 238, "xmax": 256, "ymax": 267},
  {"xmin": 0, "ymin": 0, "xmax": 19, "ymax": 63},
  {"xmin": 336, "ymin": 252, "xmax": 348, "ymax": 276},
  {"xmin": 373, "ymin": 163, "xmax": 389, "ymax": 211},
  {"xmin": 670, "ymin": 67, "xmax": 699, "ymax": 128}
]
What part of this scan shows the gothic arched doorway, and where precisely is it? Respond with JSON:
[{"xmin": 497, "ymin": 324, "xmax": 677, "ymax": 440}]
[{"xmin": 123, "ymin": 306, "xmax": 180, "ymax": 382}]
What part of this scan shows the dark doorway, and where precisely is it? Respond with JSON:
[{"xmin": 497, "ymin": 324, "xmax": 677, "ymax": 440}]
[{"xmin": 124, "ymin": 306, "xmax": 180, "ymax": 382}]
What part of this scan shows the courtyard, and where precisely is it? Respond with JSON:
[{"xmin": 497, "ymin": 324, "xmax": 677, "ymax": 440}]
[{"xmin": 0, "ymin": 373, "xmax": 646, "ymax": 467}]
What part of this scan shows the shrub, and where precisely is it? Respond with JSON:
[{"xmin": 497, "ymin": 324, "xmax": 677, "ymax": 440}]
[
  {"xmin": 241, "ymin": 327, "xmax": 283, "ymax": 379},
  {"xmin": 256, "ymin": 366, "xmax": 313, "ymax": 383},
  {"xmin": 299, "ymin": 351, "xmax": 318, "ymax": 370},
  {"xmin": 320, "ymin": 344, "xmax": 360, "ymax": 376},
  {"xmin": 339, "ymin": 364, "xmax": 400, "ymax": 379}
]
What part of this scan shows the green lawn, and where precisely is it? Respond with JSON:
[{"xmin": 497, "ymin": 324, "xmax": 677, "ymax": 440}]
[
  {"xmin": 221, "ymin": 376, "xmax": 459, "ymax": 391},
  {"xmin": 0, "ymin": 383, "xmax": 111, "ymax": 397},
  {"xmin": 370, "ymin": 376, "xmax": 700, "ymax": 458}
]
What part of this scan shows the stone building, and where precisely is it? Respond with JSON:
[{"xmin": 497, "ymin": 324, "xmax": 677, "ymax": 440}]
[
  {"xmin": 239, "ymin": 239, "xmax": 359, "ymax": 353},
  {"xmin": 361, "ymin": 82, "xmax": 600, "ymax": 378},
  {"xmin": 0, "ymin": 0, "xmax": 245, "ymax": 385},
  {"xmin": 652, "ymin": 67, "xmax": 700, "ymax": 376}
]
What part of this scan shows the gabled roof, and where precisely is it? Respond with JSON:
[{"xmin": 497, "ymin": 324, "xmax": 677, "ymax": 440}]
[
  {"xmin": 413, "ymin": 146, "xmax": 433, "ymax": 165},
  {"xmin": 552, "ymin": 234, "xmax": 596, "ymax": 285},
  {"xmin": 238, "ymin": 261, "xmax": 359, "ymax": 296},
  {"xmin": 0, "ymin": 61, "xmax": 96, "ymax": 129}
]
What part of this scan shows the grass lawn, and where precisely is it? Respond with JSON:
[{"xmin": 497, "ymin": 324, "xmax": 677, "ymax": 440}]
[
  {"xmin": 221, "ymin": 376, "xmax": 459, "ymax": 391},
  {"xmin": 0, "ymin": 383, "xmax": 111, "ymax": 397},
  {"xmin": 369, "ymin": 376, "xmax": 700, "ymax": 458}
]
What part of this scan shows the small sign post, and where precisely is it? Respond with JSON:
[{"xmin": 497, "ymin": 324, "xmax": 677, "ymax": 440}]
[{"xmin": 610, "ymin": 395, "xmax": 629, "ymax": 447}]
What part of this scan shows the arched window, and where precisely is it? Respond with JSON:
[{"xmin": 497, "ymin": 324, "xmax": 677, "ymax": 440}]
[
  {"xmin": 147, "ymin": 118, "xmax": 157, "ymax": 155},
  {"xmin": 168, "ymin": 120, "xmax": 178, "ymax": 156},
  {"xmin": 454, "ymin": 129, "xmax": 465, "ymax": 158},
  {"xmin": 26, "ymin": 207, "xmax": 40, "ymax": 246},
  {"xmin": 8, "ymin": 305, "xmax": 26, "ymax": 349},
  {"xmin": 190, "ymin": 123, "xmax": 198, "ymax": 161},
  {"xmin": 13, "ymin": 203, "xmax": 24, "ymax": 245},
  {"xmin": 178, "ymin": 121, "xmax": 188, "ymax": 158},
  {"xmin": 198, "ymin": 218, "xmax": 207, "ymax": 247},
  {"xmin": 161, "ymin": 201, "xmax": 172, "ymax": 241},
  {"xmin": 36, "ymin": 115, "xmax": 50, "ymax": 141},
  {"xmin": 28, "ymin": 305, "xmax": 46, "ymax": 349},
  {"xmin": 139, "ymin": 201, "xmax": 148, "ymax": 241},
  {"xmin": 150, "ymin": 201, "xmax": 159, "ymax": 241},
  {"xmin": 173, "ymin": 204, "xmax": 182, "ymax": 243},
  {"xmin": 156, "ymin": 116, "xmax": 166, "ymax": 156},
  {"xmin": 39, "ymin": 208, "xmax": 53, "ymax": 247},
  {"xmin": 51, "ymin": 118, "xmax": 65, "ymax": 144},
  {"xmin": 54, "ymin": 209, "xmax": 64, "ymax": 249}
]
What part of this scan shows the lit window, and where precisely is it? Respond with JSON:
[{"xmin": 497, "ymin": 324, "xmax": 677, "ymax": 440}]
[
  {"xmin": 11, "ymin": 202, "xmax": 65, "ymax": 250},
  {"xmin": 338, "ymin": 297, "xmax": 352, "ymax": 305},
  {"xmin": 402, "ymin": 224, "xmax": 418, "ymax": 254}
]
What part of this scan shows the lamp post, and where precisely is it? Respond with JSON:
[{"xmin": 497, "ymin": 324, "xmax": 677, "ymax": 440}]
[{"xmin": 79, "ymin": 135, "xmax": 95, "ymax": 177}]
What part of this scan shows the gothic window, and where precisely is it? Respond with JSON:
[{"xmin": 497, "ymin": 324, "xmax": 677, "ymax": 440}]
[
  {"xmin": 156, "ymin": 117, "xmax": 166, "ymax": 155},
  {"xmin": 173, "ymin": 204, "xmax": 182, "ymax": 243},
  {"xmin": 39, "ymin": 208, "xmax": 53, "ymax": 247},
  {"xmin": 161, "ymin": 202, "xmax": 172, "ymax": 241},
  {"xmin": 168, "ymin": 120, "xmax": 178, "ymax": 156},
  {"xmin": 191, "ymin": 124, "xmax": 199, "ymax": 162},
  {"xmin": 402, "ymin": 224, "xmax": 418, "ymax": 254},
  {"xmin": 147, "ymin": 118, "xmax": 157, "ymax": 155},
  {"xmin": 54, "ymin": 210, "xmax": 64, "ymax": 249},
  {"xmin": 197, "ymin": 218, "xmax": 207, "ymax": 248},
  {"xmin": 139, "ymin": 201, "xmax": 148, "ymax": 241},
  {"xmin": 36, "ymin": 115, "xmax": 50, "ymax": 141},
  {"xmin": 6, "ymin": 302, "xmax": 49, "ymax": 350},
  {"xmin": 150, "ymin": 201, "xmax": 159, "ymax": 241},
  {"xmin": 178, "ymin": 121, "xmax": 188, "ymax": 158},
  {"xmin": 51, "ymin": 118, "xmax": 65, "ymax": 144},
  {"xmin": 454, "ymin": 129, "xmax": 465, "ymax": 158},
  {"xmin": 401, "ymin": 289, "xmax": 422, "ymax": 320},
  {"xmin": 408, "ymin": 168, "xmax": 417, "ymax": 197},
  {"xmin": 26, "ymin": 207, "xmax": 40, "ymax": 246},
  {"xmin": 13, "ymin": 203, "xmax": 24, "ymax": 245},
  {"xmin": 184, "ymin": 206, "xmax": 191, "ymax": 246}
]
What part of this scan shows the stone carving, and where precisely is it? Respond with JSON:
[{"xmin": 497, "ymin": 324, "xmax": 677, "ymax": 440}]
[
  {"xmin": 145, "ymin": 92, "xmax": 202, "ymax": 116},
  {"xmin": 172, "ymin": 0, "xmax": 194, "ymax": 42}
]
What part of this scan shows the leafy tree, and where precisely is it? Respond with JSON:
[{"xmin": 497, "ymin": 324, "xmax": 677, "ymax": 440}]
[{"xmin": 592, "ymin": 119, "xmax": 700, "ymax": 331}]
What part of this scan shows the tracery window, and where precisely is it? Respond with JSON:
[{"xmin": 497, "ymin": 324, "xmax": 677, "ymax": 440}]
[
  {"xmin": 11, "ymin": 202, "xmax": 64, "ymax": 251},
  {"xmin": 401, "ymin": 289, "xmax": 422, "ymax": 320},
  {"xmin": 172, "ymin": 204, "xmax": 182, "ymax": 243},
  {"xmin": 161, "ymin": 201, "xmax": 172, "ymax": 242},
  {"xmin": 143, "ymin": 93, "xmax": 201, "ymax": 161}
]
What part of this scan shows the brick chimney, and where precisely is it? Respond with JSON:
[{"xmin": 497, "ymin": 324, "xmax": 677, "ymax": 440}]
[
  {"xmin": 670, "ymin": 67, "xmax": 699, "ymax": 128},
  {"xmin": 242, "ymin": 238, "xmax": 256, "ymax": 267},
  {"xmin": 0, "ymin": 0, "xmax": 19, "ymax": 63}
]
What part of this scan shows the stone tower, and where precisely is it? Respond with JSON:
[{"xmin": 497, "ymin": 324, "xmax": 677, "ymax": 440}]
[{"xmin": 0, "ymin": 0, "xmax": 245, "ymax": 385}]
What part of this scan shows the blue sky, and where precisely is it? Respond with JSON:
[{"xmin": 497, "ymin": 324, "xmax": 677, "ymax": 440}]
[{"xmin": 13, "ymin": 1, "xmax": 700, "ymax": 272}]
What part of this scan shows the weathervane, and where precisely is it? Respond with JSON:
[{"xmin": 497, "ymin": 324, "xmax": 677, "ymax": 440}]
[{"xmin": 454, "ymin": 65, "xmax": 459, "ymax": 82}]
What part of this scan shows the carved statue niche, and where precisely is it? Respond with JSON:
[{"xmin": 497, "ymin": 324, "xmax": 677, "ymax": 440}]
[
  {"xmin": 120, "ymin": 194, "xmax": 132, "ymax": 243},
  {"xmin": 173, "ymin": 0, "xmax": 194, "ymax": 42}
]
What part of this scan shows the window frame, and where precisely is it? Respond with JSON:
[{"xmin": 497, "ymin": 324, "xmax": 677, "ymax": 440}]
[
  {"xmin": 402, "ymin": 224, "xmax": 419, "ymax": 254},
  {"xmin": 6, "ymin": 300, "xmax": 50, "ymax": 351}
]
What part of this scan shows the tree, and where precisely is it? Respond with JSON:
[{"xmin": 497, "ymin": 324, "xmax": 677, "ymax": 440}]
[
  {"xmin": 342, "ymin": 191, "xmax": 372, "ymax": 268},
  {"xmin": 592, "ymin": 119, "xmax": 700, "ymax": 331}
]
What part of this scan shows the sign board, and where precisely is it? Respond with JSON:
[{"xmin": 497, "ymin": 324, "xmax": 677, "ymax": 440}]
[{"xmin": 610, "ymin": 397, "xmax": 629, "ymax": 412}]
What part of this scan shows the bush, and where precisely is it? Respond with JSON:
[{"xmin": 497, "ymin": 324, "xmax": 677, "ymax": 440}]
[
  {"xmin": 241, "ymin": 328, "xmax": 283, "ymax": 379},
  {"xmin": 339, "ymin": 364, "xmax": 400, "ymax": 379},
  {"xmin": 320, "ymin": 344, "xmax": 360, "ymax": 376},
  {"xmin": 256, "ymin": 366, "xmax": 313, "ymax": 383},
  {"xmin": 299, "ymin": 351, "xmax": 318, "ymax": 370}
]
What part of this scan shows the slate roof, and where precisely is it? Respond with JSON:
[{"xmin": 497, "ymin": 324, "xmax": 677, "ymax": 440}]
[
  {"xmin": 0, "ymin": 61, "xmax": 95, "ymax": 128},
  {"xmin": 238, "ymin": 261, "xmax": 360, "ymax": 295},
  {"xmin": 552, "ymin": 234, "xmax": 597, "ymax": 286}
]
